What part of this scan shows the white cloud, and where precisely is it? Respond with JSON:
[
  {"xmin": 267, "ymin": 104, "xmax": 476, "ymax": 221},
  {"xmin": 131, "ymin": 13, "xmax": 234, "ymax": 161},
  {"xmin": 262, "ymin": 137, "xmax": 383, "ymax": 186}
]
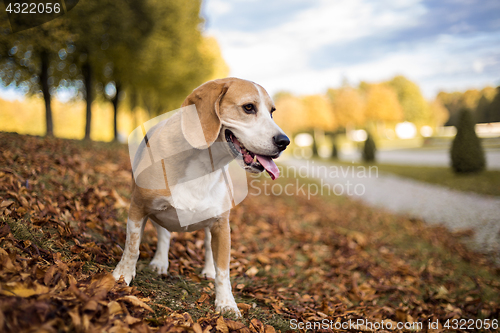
[
  {"xmin": 204, "ymin": 0, "xmax": 232, "ymax": 16},
  {"xmin": 207, "ymin": 0, "xmax": 426, "ymax": 79},
  {"xmin": 205, "ymin": 0, "xmax": 500, "ymax": 98}
]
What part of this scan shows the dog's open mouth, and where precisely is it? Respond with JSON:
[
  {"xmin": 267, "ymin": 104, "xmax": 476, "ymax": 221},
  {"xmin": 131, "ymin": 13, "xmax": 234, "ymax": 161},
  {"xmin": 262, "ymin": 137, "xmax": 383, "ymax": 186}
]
[{"xmin": 225, "ymin": 129, "xmax": 280, "ymax": 180}]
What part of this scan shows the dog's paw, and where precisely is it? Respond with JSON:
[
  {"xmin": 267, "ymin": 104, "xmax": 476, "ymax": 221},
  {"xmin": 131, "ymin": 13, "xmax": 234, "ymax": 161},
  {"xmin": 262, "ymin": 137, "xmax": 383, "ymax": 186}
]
[
  {"xmin": 149, "ymin": 259, "xmax": 169, "ymax": 275},
  {"xmin": 215, "ymin": 299, "xmax": 241, "ymax": 318},
  {"xmin": 112, "ymin": 264, "xmax": 135, "ymax": 285},
  {"xmin": 201, "ymin": 265, "xmax": 216, "ymax": 279}
]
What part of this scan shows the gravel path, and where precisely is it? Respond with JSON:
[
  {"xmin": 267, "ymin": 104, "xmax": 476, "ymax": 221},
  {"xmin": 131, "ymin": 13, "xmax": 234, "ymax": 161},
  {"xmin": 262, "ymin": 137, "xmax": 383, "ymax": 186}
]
[{"xmin": 281, "ymin": 157, "xmax": 500, "ymax": 259}]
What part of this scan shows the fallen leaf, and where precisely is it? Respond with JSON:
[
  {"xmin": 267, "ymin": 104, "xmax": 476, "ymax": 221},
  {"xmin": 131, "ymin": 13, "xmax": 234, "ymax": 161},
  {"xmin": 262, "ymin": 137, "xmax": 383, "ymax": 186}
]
[
  {"xmin": 118, "ymin": 295, "xmax": 154, "ymax": 313},
  {"xmin": 192, "ymin": 322, "xmax": 203, "ymax": 333},
  {"xmin": 0, "ymin": 282, "xmax": 49, "ymax": 297},
  {"xmin": 245, "ymin": 266, "xmax": 259, "ymax": 277},
  {"xmin": 249, "ymin": 318, "xmax": 264, "ymax": 333},
  {"xmin": 216, "ymin": 316, "xmax": 229, "ymax": 333},
  {"xmin": 107, "ymin": 301, "xmax": 123, "ymax": 315},
  {"xmin": 0, "ymin": 200, "xmax": 14, "ymax": 208},
  {"xmin": 264, "ymin": 325, "xmax": 276, "ymax": 333},
  {"xmin": 237, "ymin": 303, "xmax": 252, "ymax": 312}
]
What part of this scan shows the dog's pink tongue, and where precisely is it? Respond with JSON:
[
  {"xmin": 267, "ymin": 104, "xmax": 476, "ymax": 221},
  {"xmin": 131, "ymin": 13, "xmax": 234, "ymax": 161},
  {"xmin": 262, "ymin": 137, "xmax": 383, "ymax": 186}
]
[{"xmin": 256, "ymin": 155, "xmax": 279, "ymax": 180}]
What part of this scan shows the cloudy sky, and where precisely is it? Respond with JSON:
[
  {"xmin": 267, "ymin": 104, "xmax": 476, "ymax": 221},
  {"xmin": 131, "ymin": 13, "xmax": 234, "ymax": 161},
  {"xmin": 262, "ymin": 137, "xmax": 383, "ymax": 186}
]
[{"xmin": 202, "ymin": 0, "xmax": 500, "ymax": 98}]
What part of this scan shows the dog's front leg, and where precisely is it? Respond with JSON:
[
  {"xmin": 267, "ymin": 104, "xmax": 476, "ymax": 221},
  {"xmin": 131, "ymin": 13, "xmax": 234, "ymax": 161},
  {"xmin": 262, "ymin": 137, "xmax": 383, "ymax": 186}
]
[
  {"xmin": 113, "ymin": 210, "xmax": 147, "ymax": 285},
  {"xmin": 201, "ymin": 227, "xmax": 216, "ymax": 279},
  {"xmin": 210, "ymin": 216, "xmax": 241, "ymax": 317}
]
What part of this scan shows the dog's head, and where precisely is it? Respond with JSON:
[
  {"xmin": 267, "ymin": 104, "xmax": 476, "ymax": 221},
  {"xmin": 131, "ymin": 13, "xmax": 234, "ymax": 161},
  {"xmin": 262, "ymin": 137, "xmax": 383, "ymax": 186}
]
[{"xmin": 181, "ymin": 78, "xmax": 289, "ymax": 180}]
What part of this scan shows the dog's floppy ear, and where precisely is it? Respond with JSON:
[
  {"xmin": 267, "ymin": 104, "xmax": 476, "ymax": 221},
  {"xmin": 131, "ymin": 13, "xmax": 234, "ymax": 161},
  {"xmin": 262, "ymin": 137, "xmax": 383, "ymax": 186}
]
[{"xmin": 181, "ymin": 80, "xmax": 229, "ymax": 149}]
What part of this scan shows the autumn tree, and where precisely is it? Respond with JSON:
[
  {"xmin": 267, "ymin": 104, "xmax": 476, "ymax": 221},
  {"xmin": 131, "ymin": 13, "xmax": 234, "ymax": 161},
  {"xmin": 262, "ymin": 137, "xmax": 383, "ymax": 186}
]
[
  {"xmin": 363, "ymin": 84, "xmax": 403, "ymax": 123},
  {"xmin": 327, "ymin": 87, "xmax": 365, "ymax": 129},
  {"xmin": 128, "ymin": 0, "xmax": 219, "ymax": 118},
  {"xmin": 486, "ymin": 87, "xmax": 500, "ymax": 123},
  {"xmin": 478, "ymin": 87, "xmax": 497, "ymax": 123},
  {"xmin": 200, "ymin": 36, "xmax": 230, "ymax": 81},
  {"xmin": 273, "ymin": 92, "xmax": 307, "ymax": 135},
  {"xmin": 94, "ymin": 1, "xmax": 153, "ymax": 141},
  {"xmin": 476, "ymin": 93, "xmax": 493, "ymax": 123},
  {"xmin": 428, "ymin": 99, "xmax": 449, "ymax": 127},
  {"xmin": 0, "ymin": 18, "xmax": 72, "ymax": 136},
  {"xmin": 437, "ymin": 87, "xmax": 496, "ymax": 125},
  {"xmin": 387, "ymin": 76, "xmax": 431, "ymax": 124},
  {"xmin": 301, "ymin": 94, "xmax": 336, "ymax": 131},
  {"xmin": 64, "ymin": 0, "xmax": 153, "ymax": 140}
]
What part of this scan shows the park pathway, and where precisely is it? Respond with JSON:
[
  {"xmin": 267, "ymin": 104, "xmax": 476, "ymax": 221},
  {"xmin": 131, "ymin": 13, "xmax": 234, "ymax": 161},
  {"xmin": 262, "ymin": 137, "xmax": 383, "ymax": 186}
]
[{"xmin": 281, "ymin": 157, "xmax": 500, "ymax": 260}]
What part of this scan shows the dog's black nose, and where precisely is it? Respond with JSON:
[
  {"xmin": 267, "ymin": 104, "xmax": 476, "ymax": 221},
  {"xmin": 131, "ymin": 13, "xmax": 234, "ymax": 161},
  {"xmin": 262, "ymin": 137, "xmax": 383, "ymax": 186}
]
[{"xmin": 273, "ymin": 133, "xmax": 290, "ymax": 151}]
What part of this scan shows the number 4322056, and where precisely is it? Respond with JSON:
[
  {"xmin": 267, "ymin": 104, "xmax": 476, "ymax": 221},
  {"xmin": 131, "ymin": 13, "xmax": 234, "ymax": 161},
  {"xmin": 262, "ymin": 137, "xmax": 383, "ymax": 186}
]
[{"xmin": 6, "ymin": 2, "xmax": 61, "ymax": 14}]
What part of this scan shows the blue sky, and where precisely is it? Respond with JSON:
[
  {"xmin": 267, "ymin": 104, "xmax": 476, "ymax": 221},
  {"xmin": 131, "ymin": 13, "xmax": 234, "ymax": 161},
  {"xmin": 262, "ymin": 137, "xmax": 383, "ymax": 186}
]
[{"xmin": 202, "ymin": 0, "xmax": 500, "ymax": 98}]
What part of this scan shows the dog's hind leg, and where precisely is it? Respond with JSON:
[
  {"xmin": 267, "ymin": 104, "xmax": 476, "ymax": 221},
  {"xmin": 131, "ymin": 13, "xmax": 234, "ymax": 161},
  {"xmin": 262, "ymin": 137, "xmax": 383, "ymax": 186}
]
[
  {"xmin": 149, "ymin": 221, "xmax": 171, "ymax": 275},
  {"xmin": 201, "ymin": 227, "xmax": 216, "ymax": 279},
  {"xmin": 113, "ymin": 213, "xmax": 147, "ymax": 285}
]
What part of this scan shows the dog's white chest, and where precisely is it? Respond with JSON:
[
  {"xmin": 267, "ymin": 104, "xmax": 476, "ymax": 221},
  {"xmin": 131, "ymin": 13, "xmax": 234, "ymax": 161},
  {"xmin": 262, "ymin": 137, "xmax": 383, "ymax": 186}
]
[{"xmin": 151, "ymin": 163, "xmax": 231, "ymax": 231}]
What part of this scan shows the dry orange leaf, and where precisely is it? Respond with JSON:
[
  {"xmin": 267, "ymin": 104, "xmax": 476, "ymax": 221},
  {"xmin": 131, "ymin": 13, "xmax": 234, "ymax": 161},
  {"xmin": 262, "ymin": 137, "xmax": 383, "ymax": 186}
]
[
  {"xmin": 0, "ymin": 200, "xmax": 14, "ymax": 208},
  {"xmin": 192, "ymin": 322, "xmax": 203, "ymax": 333},
  {"xmin": 264, "ymin": 325, "xmax": 276, "ymax": 333},
  {"xmin": 216, "ymin": 316, "xmax": 229, "ymax": 333},
  {"xmin": 197, "ymin": 293, "xmax": 209, "ymax": 303},
  {"xmin": 245, "ymin": 266, "xmax": 259, "ymax": 277},
  {"xmin": 226, "ymin": 319, "xmax": 246, "ymax": 330},
  {"xmin": 237, "ymin": 303, "xmax": 252, "ymax": 311},
  {"xmin": 0, "ymin": 282, "xmax": 49, "ymax": 297},
  {"xmin": 249, "ymin": 318, "xmax": 264, "ymax": 333},
  {"xmin": 107, "ymin": 301, "xmax": 123, "ymax": 315},
  {"xmin": 118, "ymin": 295, "xmax": 154, "ymax": 313}
]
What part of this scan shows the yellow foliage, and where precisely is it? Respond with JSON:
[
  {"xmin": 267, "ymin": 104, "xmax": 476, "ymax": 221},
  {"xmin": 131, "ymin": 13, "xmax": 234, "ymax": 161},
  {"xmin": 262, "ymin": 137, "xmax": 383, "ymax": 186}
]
[
  {"xmin": 328, "ymin": 87, "xmax": 365, "ymax": 127},
  {"xmin": 200, "ymin": 36, "xmax": 230, "ymax": 81},
  {"xmin": 0, "ymin": 97, "xmax": 149, "ymax": 141},
  {"xmin": 428, "ymin": 99, "xmax": 449, "ymax": 126},
  {"xmin": 481, "ymin": 87, "xmax": 496, "ymax": 101},
  {"xmin": 364, "ymin": 84, "xmax": 403, "ymax": 122},
  {"xmin": 0, "ymin": 281, "xmax": 49, "ymax": 298},
  {"xmin": 301, "ymin": 94, "xmax": 336, "ymax": 131},
  {"xmin": 274, "ymin": 93, "xmax": 336, "ymax": 134},
  {"xmin": 461, "ymin": 89, "xmax": 482, "ymax": 110},
  {"xmin": 274, "ymin": 94, "xmax": 307, "ymax": 134}
]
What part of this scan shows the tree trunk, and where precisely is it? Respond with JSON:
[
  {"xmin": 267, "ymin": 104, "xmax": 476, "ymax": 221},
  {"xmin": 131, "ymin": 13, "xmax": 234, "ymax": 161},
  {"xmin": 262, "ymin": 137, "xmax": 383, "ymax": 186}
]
[
  {"xmin": 82, "ymin": 61, "xmax": 92, "ymax": 140},
  {"xmin": 40, "ymin": 50, "xmax": 53, "ymax": 137},
  {"xmin": 112, "ymin": 82, "xmax": 121, "ymax": 142}
]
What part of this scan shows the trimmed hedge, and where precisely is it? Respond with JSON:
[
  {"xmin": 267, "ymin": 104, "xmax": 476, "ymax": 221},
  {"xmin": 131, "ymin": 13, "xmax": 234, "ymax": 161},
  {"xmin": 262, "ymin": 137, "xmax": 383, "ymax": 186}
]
[
  {"xmin": 450, "ymin": 108, "xmax": 486, "ymax": 173},
  {"xmin": 362, "ymin": 132, "xmax": 376, "ymax": 162}
]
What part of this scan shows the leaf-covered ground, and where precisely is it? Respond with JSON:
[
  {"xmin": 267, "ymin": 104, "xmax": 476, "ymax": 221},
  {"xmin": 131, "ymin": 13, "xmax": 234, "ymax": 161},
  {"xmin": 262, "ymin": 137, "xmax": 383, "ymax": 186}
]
[{"xmin": 0, "ymin": 132, "xmax": 499, "ymax": 332}]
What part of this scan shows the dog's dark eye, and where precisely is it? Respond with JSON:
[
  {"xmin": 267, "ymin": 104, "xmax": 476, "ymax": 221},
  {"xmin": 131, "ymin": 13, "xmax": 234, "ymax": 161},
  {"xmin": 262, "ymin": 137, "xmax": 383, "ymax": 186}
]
[
  {"xmin": 243, "ymin": 104, "xmax": 255, "ymax": 114},
  {"xmin": 270, "ymin": 107, "xmax": 276, "ymax": 118}
]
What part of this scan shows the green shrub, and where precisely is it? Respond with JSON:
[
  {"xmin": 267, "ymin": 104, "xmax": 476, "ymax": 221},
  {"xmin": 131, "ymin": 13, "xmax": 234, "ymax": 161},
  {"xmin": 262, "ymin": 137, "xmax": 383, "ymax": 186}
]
[
  {"xmin": 331, "ymin": 143, "xmax": 338, "ymax": 159},
  {"xmin": 450, "ymin": 108, "xmax": 486, "ymax": 173},
  {"xmin": 312, "ymin": 138, "xmax": 318, "ymax": 157},
  {"xmin": 362, "ymin": 132, "xmax": 376, "ymax": 162}
]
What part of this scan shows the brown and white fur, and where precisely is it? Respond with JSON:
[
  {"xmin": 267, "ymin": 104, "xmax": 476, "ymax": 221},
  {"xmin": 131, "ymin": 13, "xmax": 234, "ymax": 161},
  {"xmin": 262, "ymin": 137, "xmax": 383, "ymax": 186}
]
[{"xmin": 112, "ymin": 78, "xmax": 289, "ymax": 317}]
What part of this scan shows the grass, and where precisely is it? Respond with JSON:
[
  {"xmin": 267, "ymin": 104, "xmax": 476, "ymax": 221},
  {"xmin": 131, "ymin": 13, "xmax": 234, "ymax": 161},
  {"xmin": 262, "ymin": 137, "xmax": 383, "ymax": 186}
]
[{"xmin": 331, "ymin": 159, "xmax": 500, "ymax": 197}]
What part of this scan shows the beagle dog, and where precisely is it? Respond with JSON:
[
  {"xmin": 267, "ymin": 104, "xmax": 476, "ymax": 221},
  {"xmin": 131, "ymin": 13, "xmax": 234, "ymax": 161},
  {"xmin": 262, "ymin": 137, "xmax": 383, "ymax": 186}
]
[{"xmin": 112, "ymin": 78, "xmax": 290, "ymax": 316}]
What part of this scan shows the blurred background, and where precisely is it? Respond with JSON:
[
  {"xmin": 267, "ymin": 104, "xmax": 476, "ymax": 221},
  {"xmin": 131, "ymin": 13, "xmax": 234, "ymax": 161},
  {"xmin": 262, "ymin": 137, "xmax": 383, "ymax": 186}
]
[{"xmin": 0, "ymin": 0, "xmax": 499, "ymax": 164}]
